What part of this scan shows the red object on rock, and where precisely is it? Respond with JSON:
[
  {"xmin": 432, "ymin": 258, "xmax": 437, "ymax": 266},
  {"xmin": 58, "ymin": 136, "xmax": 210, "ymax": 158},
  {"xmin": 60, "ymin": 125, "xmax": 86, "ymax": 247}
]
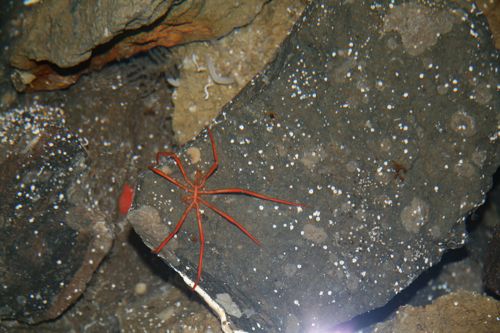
[{"xmin": 118, "ymin": 183, "xmax": 135, "ymax": 215}]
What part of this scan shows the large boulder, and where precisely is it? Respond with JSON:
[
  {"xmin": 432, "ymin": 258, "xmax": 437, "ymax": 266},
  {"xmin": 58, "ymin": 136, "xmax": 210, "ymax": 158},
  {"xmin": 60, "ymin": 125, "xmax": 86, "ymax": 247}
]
[{"xmin": 129, "ymin": 0, "xmax": 499, "ymax": 331}]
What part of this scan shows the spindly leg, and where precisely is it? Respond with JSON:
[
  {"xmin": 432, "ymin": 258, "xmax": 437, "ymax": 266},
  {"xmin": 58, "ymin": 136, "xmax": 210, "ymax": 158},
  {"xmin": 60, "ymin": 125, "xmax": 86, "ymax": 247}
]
[
  {"xmin": 148, "ymin": 165, "xmax": 189, "ymax": 191},
  {"xmin": 200, "ymin": 129, "xmax": 219, "ymax": 186},
  {"xmin": 193, "ymin": 203, "xmax": 204, "ymax": 290},
  {"xmin": 153, "ymin": 201, "xmax": 195, "ymax": 254},
  {"xmin": 200, "ymin": 198, "xmax": 261, "ymax": 245},
  {"xmin": 149, "ymin": 127, "xmax": 303, "ymax": 290},
  {"xmin": 149, "ymin": 151, "xmax": 194, "ymax": 188},
  {"xmin": 201, "ymin": 188, "xmax": 303, "ymax": 207}
]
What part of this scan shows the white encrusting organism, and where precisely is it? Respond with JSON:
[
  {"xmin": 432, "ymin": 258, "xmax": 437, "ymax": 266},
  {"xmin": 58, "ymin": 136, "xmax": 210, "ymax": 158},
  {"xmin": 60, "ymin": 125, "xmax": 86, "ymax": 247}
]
[{"xmin": 206, "ymin": 56, "xmax": 235, "ymax": 85}]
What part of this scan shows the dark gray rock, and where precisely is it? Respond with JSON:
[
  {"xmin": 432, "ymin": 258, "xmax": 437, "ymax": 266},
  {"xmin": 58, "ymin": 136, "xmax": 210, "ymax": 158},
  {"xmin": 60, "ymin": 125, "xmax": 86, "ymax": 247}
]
[
  {"xmin": 483, "ymin": 226, "xmax": 500, "ymax": 296},
  {"xmin": 0, "ymin": 104, "xmax": 113, "ymax": 324},
  {"xmin": 130, "ymin": 0, "xmax": 500, "ymax": 331}
]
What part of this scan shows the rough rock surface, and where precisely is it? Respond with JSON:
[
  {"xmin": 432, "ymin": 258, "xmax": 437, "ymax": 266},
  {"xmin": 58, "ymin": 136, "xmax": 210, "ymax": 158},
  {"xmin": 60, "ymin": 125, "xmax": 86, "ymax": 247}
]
[
  {"xmin": 0, "ymin": 104, "xmax": 113, "ymax": 323},
  {"xmin": 13, "ymin": 0, "xmax": 172, "ymax": 68},
  {"xmin": 483, "ymin": 226, "xmax": 500, "ymax": 296},
  {"xmin": 9, "ymin": 0, "xmax": 267, "ymax": 91},
  {"xmin": 476, "ymin": 0, "xmax": 500, "ymax": 49},
  {"xmin": 373, "ymin": 290, "xmax": 500, "ymax": 333},
  {"xmin": 130, "ymin": 0, "xmax": 499, "ymax": 331},
  {"xmin": 0, "ymin": 1, "xmax": 304, "ymax": 331},
  {"xmin": 170, "ymin": 0, "xmax": 307, "ymax": 144}
]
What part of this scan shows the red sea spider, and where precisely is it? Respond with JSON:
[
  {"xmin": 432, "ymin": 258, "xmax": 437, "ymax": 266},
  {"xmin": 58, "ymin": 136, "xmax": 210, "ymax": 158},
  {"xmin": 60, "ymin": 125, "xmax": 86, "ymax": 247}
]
[{"xmin": 148, "ymin": 128, "xmax": 303, "ymax": 290}]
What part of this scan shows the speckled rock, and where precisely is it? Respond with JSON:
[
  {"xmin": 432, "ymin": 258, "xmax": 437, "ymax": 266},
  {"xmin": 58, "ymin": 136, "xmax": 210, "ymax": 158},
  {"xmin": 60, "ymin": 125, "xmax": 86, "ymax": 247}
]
[
  {"xmin": 373, "ymin": 290, "xmax": 500, "ymax": 333},
  {"xmin": 115, "ymin": 283, "xmax": 222, "ymax": 332},
  {"xmin": 10, "ymin": 0, "xmax": 267, "ymax": 91},
  {"xmin": 170, "ymin": 0, "xmax": 307, "ymax": 144},
  {"xmin": 0, "ymin": 104, "xmax": 113, "ymax": 323},
  {"xmin": 130, "ymin": 0, "xmax": 499, "ymax": 331}
]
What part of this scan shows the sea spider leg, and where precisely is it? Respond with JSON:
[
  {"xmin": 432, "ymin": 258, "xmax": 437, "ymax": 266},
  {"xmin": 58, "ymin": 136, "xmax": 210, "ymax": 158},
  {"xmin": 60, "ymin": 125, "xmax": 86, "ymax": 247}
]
[
  {"xmin": 194, "ymin": 203, "xmax": 204, "ymax": 290},
  {"xmin": 199, "ymin": 129, "xmax": 302, "ymax": 207},
  {"xmin": 148, "ymin": 166, "xmax": 187, "ymax": 191},
  {"xmin": 152, "ymin": 201, "xmax": 195, "ymax": 254},
  {"xmin": 149, "ymin": 127, "xmax": 303, "ymax": 290},
  {"xmin": 199, "ymin": 197, "xmax": 261, "ymax": 245},
  {"xmin": 200, "ymin": 188, "xmax": 303, "ymax": 207},
  {"xmin": 148, "ymin": 151, "xmax": 194, "ymax": 189},
  {"xmin": 199, "ymin": 128, "xmax": 219, "ymax": 187}
]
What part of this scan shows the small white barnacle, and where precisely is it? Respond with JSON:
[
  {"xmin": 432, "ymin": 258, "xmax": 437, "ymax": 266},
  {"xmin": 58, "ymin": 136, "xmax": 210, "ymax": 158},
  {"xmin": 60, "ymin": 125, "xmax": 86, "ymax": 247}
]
[
  {"xmin": 400, "ymin": 197, "xmax": 430, "ymax": 233},
  {"xmin": 449, "ymin": 110, "xmax": 477, "ymax": 137}
]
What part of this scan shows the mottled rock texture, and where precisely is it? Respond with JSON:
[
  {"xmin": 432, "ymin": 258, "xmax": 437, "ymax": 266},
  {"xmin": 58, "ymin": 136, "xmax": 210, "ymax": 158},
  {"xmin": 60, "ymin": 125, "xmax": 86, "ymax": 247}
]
[
  {"xmin": 373, "ymin": 290, "xmax": 500, "ymax": 333},
  {"xmin": 483, "ymin": 226, "xmax": 500, "ymax": 296},
  {"xmin": 130, "ymin": 0, "xmax": 499, "ymax": 331},
  {"xmin": 0, "ymin": 105, "xmax": 112, "ymax": 323},
  {"xmin": 9, "ymin": 0, "xmax": 267, "ymax": 91},
  {"xmin": 476, "ymin": 0, "xmax": 500, "ymax": 49}
]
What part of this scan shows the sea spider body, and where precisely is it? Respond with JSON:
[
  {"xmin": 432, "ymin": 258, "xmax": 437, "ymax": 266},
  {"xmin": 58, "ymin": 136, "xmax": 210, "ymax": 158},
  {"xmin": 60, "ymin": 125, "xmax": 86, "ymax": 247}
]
[{"xmin": 148, "ymin": 128, "xmax": 302, "ymax": 289}]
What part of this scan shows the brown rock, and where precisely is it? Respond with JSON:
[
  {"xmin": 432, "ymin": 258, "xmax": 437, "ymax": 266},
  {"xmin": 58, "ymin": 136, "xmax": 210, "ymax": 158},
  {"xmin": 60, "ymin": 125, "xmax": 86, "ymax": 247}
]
[
  {"xmin": 374, "ymin": 291, "xmax": 500, "ymax": 333},
  {"xmin": 476, "ymin": 0, "xmax": 500, "ymax": 49},
  {"xmin": 10, "ymin": 0, "xmax": 267, "ymax": 92}
]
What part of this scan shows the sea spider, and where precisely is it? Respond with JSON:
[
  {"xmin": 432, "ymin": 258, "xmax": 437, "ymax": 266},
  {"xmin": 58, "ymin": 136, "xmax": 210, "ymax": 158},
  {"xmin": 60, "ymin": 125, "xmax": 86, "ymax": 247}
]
[{"xmin": 148, "ymin": 128, "xmax": 302, "ymax": 289}]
